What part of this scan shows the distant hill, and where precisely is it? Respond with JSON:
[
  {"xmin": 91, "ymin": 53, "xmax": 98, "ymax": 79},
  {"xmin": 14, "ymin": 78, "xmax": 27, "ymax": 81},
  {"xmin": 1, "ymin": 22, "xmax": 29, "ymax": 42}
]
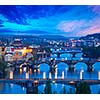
[
  {"xmin": 39, "ymin": 35, "xmax": 68, "ymax": 40},
  {"xmin": 80, "ymin": 33, "xmax": 100, "ymax": 40}
]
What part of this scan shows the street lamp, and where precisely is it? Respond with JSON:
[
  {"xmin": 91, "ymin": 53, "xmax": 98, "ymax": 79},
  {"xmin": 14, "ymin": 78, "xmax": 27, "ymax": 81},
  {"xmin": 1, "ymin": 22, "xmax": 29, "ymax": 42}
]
[{"xmin": 26, "ymin": 72, "xmax": 29, "ymax": 79}]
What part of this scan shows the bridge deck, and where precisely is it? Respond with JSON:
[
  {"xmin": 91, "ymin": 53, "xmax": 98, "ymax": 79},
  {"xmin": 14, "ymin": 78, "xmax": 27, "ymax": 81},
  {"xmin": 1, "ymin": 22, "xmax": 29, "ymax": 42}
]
[{"xmin": 0, "ymin": 78, "xmax": 100, "ymax": 86}]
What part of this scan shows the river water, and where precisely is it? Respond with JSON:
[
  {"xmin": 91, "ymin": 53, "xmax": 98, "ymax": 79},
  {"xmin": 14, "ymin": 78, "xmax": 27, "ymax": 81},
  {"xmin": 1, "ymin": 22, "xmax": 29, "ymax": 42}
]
[{"xmin": 0, "ymin": 53, "xmax": 100, "ymax": 94}]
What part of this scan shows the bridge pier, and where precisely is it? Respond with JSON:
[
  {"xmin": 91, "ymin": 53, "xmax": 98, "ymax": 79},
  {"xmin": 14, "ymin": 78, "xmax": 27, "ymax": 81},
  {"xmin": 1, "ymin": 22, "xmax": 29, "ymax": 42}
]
[
  {"xmin": 57, "ymin": 53, "xmax": 60, "ymax": 58},
  {"xmin": 72, "ymin": 53, "xmax": 76, "ymax": 58},
  {"xmin": 69, "ymin": 64, "xmax": 75, "ymax": 72},
  {"xmin": 88, "ymin": 64, "xmax": 94, "ymax": 72}
]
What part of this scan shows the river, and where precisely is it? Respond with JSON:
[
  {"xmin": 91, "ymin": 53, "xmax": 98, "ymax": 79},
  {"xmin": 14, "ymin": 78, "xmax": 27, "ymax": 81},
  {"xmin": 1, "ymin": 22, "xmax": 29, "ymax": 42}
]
[{"xmin": 0, "ymin": 52, "xmax": 100, "ymax": 94}]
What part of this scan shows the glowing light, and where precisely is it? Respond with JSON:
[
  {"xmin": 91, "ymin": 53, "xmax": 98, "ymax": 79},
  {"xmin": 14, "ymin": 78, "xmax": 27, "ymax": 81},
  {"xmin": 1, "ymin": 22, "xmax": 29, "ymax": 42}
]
[
  {"xmin": 10, "ymin": 83, "xmax": 14, "ymax": 89},
  {"xmin": 20, "ymin": 68, "xmax": 23, "ymax": 74},
  {"xmin": 23, "ymin": 67, "xmax": 27, "ymax": 72},
  {"xmin": 37, "ymin": 65, "xmax": 40, "ymax": 68},
  {"xmin": 43, "ymin": 72, "xmax": 46, "ymax": 79},
  {"xmin": 20, "ymin": 64, "xmax": 22, "ymax": 68},
  {"xmin": 22, "ymin": 87, "xmax": 25, "ymax": 91},
  {"xmin": 80, "ymin": 57, "xmax": 83, "ymax": 60},
  {"xmin": 26, "ymin": 72, "xmax": 29, "ymax": 79},
  {"xmin": 34, "ymin": 80, "xmax": 39, "ymax": 84},
  {"xmin": 29, "ymin": 68, "xmax": 32, "ymax": 74},
  {"xmin": 10, "ymin": 70, "xmax": 13, "ymax": 79},
  {"xmin": 14, "ymin": 48, "xmax": 33, "ymax": 56},
  {"xmin": 38, "ymin": 69, "xmax": 40, "ymax": 74},
  {"xmin": 34, "ymin": 69, "xmax": 36, "ymax": 73},
  {"xmin": 98, "ymin": 71, "xmax": 100, "ymax": 80},
  {"xmin": 49, "ymin": 72, "xmax": 52, "ymax": 79},
  {"xmin": 62, "ymin": 71, "xmax": 64, "ymax": 79},
  {"xmin": 50, "ymin": 58, "xmax": 53, "ymax": 60},
  {"xmin": 24, "ymin": 47, "xmax": 26, "ymax": 50},
  {"xmin": 52, "ymin": 80, "xmax": 56, "ymax": 83},
  {"xmin": 65, "ymin": 57, "xmax": 67, "ymax": 60},
  {"xmin": 80, "ymin": 69, "xmax": 84, "ymax": 80}
]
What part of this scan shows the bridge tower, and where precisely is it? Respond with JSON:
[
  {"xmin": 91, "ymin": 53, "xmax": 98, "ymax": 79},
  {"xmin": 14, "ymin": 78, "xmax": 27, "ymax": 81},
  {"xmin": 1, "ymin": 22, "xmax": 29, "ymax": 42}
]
[{"xmin": 68, "ymin": 61, "xmax": 75, "ymax": 72}]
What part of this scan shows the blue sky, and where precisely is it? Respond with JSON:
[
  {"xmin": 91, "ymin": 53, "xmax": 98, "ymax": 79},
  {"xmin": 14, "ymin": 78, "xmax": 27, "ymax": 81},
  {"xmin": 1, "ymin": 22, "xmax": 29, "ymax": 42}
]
[{"xmin": 0, "ymin": 5, "xmax": 100, "ymax": 37}]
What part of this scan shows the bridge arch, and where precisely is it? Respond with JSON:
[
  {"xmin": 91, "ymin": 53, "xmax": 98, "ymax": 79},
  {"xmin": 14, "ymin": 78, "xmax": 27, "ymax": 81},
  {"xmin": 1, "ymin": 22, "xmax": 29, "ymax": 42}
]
[
  {"xmin": 55, "ymin": 62, "xmax": 69, "ymax": 71},
  {"xmin": 75, "ymin": 53, "xmax": 83, "ymax": 58},
  {"xmin": 93, "ymin": 62, "xmax": 100, "ymax": 71},
  {"xmin": 60, "ymin": 53, "xmax": 73, "ymax": 58},
  {"xmin": 74, "ymin": 62, "xmax": 88, "ymax": 71},
  {"xmin": 38, "ymin": 63, "xmax": 50, "ymax": 72},
  {"xmin": 51, "ymin": 54, "xmax": 57, "ymax": 58}
]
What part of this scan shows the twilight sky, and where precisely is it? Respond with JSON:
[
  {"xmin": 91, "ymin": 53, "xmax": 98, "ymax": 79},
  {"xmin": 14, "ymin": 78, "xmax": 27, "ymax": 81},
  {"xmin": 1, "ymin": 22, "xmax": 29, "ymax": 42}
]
[{"xmin": 0, "ymin": 5, "xmax": 100, "ymax": 37}]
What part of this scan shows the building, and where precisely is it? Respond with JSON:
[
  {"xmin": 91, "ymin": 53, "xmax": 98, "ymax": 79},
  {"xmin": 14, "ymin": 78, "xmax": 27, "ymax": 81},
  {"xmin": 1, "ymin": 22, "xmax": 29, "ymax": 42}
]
[
  {"xmin": 12, "ymin": 51, "xmax": 23, "ymax": 61},
  {"xmin": 4, "ymin": 53, "xmax": 13, "ymax": 62},
  {"xmin": 11, "ymin": 39, "xmax": 23, "ymax": 47}
]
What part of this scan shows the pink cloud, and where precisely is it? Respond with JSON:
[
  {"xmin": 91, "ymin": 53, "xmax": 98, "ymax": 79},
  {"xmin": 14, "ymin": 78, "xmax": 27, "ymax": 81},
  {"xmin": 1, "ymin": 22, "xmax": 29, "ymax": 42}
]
[{"xmin": 57, "ymin": 20, "xmax": 85, "ymax": 32}]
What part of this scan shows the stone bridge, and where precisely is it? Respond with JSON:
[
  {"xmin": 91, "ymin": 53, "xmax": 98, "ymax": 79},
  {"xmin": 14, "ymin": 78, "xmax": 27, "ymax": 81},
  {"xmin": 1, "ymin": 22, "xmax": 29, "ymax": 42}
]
[{"xmin": 35, "ymin": 58, "xmax": 100, "ymax": 72}]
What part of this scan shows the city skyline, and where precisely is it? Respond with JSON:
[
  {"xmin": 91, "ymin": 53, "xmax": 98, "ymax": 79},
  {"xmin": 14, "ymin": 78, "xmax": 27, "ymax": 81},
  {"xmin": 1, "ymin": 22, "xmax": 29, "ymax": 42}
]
[{"xmin": 0, "ymin": 5, "xmax": 100, "ymax": 37}]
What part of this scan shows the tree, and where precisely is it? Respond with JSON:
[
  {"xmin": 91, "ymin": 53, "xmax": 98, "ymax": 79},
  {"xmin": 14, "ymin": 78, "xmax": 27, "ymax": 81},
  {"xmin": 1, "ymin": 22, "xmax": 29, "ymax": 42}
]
[
  {"xmin": 44, "ymin": 79, "xmax": 52, "ymax": 94},
  {"xmin": 0, "ymin": 61, "xmax": 7, "ymax": 78},
  {"xmin": 76, "ymin": 82, "xmax": 91, "ymax": 94}
]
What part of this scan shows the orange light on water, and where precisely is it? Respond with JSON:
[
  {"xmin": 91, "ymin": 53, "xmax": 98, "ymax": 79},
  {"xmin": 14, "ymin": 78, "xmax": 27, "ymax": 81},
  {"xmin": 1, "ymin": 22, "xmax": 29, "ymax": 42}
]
[
  {"xmin": 26, "ymin": 72, "xmax": 29, "ymax": 79},
  {"xmin": 20, "ymin": 68, "xmax": 23, "ymax": 74},
  {"xmin": 10, "ymin": 71, "xmax": 13, "ymax": 79},
  {"xmin": 29, "ymin": 68, "xmax": 32, "ymax": 74}
]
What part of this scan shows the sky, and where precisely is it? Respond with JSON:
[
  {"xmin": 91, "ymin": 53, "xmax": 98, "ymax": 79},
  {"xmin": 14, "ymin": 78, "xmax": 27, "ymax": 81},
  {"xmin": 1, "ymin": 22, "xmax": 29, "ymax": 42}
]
[{"xmin": 0, "ymin": 5, "xmax": 100, "ymax": 37}]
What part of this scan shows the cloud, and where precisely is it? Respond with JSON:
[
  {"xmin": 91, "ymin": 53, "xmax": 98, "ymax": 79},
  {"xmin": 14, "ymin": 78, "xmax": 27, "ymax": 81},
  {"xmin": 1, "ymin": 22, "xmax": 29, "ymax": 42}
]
[{"xmin": 0, "ymin": 5, "xmax": 100, "ymax": 37}]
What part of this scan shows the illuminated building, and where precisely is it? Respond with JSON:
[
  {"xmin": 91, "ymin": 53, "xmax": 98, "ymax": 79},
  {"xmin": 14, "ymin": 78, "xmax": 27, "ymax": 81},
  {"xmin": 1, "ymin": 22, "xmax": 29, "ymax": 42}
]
[
  {"xmin": 12, "ymin": 51, "xmax": 23, "ymax": 61},
  {"xmin": 0, "ymin": 47, "xmax": 3, "ymax": 60},
  {"xmin": 14, "ymin": 47, "xmax": 33, "ymax": 56}
]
